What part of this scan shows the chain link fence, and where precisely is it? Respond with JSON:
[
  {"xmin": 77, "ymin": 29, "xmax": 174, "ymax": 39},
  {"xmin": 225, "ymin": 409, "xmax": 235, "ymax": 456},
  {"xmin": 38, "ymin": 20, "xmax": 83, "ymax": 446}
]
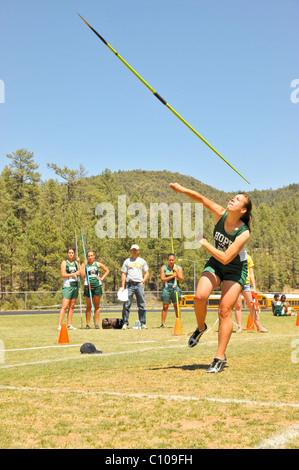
[
  {"xmin": 1, "ymin": 290, "xmax": 298, "ymax": 312},
  {"xmin": 0, "ymin": 290, "xmax": 189, "ymax": 311}
]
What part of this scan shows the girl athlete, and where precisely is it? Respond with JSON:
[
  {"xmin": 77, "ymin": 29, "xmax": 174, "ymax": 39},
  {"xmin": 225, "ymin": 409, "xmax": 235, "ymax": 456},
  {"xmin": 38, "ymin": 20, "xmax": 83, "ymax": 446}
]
[
  {"xmin": 274, "ymin": 294, "xmax": 296, "ymax": 316},
  {"xmin": 57, "ymin": 248, "xmax": 81, "ymax": 330},
  {"xmin": 81, "ymin": 251, "xmax": 110, "ymax": 329},
  {"xmin": 234, "ymin": 253, "xmax": 268, "ymax": 333},
  {"xmin": 170, "ymin": 183, "xmax": 252, "ymax": 373},
  {"xmin": 160, "ymin": 253, "xmax": 183, "ymax": 327}
]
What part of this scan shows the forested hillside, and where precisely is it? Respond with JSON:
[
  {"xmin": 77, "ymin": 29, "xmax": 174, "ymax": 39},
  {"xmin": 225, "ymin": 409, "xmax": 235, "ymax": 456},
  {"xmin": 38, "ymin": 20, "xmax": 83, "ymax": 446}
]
[{"xmin": 0, "ymin": 149, "xmax": 298, "ymax": 307}]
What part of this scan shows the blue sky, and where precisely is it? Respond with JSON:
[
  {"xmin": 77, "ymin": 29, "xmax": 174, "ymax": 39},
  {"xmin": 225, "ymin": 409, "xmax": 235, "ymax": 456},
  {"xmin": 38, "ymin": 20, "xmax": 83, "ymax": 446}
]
[{"xmin": 1, "ymin": 0, "xmax": 298, "ymax": 192}]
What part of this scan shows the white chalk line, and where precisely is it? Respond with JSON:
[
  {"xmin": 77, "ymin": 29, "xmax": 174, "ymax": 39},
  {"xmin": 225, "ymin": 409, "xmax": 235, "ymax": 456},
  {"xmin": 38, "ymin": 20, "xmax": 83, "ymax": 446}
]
[
  {"xmin": 0, "ymin": 383, "xmax": 298, "ymax": 410},
  {"xmin": 1, "ymin": 331, "xmax": 297, "ymax": 354},
  {"xmin": 0, "ymin": 344, "xmax": 82, "ymax": 352},
  {"xmin": 0, "ymin": 344, "xmax": 189, "ymax": 368},
  {"xmin": 255, "ymin": 422, "xmax": 299, "ymax": 449},
  {"xmin": 1, "ymin": 332, "xmax": 298, "ymax": 447},
  {"xmin": 1, "ymin": 385, "xmax": 297, "ymax": 450},
  {"xmin": 1, "ymin": 330, "xmax": 298, "ymax": 449},
  {"xmin": 0, "ymin": 333, "xmax": 298, "ymax": 370},
  {"xmin": 0, "ymin": 338, "xmax": 179, "ymax": 352}
]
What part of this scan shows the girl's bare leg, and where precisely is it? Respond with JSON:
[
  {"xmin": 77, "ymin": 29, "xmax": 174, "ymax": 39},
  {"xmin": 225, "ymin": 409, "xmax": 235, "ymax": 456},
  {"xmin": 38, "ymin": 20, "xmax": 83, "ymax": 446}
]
[
  {"xmin": 216, "ymin": 281, "xmax": 243, "ymax": 359},
  {"xmin": 93, "ymin": 296, "xmax": 101, "ymax": 326},
  {"xmin": 194, "ymin": 272, "xmax": 220, "ymax": 330},
  {"xmin": 234, "ymin": 293, "xmax": 243, "ymax": 333},
  {"xmin": 67, "ymin": 298, "xmax": 77, "ymax": 327},
  {"xmin": 161, "ymin": 303, "xmax": 169, "ymax": 324},
  {"xmin": 85, "ymin": 297, "xmax": 92, "ymax": 326},
  {"xmin": 243, "ymin": 291, "xmax": 268, "ymax": 332},
  {"xmin": 58, "ymin": 298, "xmax": 71, "ymax": 327}
]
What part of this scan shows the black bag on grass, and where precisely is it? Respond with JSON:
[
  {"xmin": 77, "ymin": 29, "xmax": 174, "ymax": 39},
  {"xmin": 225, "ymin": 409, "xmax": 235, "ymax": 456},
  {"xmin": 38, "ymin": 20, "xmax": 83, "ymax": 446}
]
[{"xmin": 102, "ymin": 318, "xmax": 123, "ymax": 329}]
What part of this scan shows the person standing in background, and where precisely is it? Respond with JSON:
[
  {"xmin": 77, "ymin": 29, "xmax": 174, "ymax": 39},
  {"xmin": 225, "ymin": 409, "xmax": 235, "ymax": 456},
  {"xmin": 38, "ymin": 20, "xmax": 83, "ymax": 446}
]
[
  {"xmin": 234, "ymin": 254, "xmax": 268, "ymax": 333},
  {"xmin": 271, "ymin": 293, "xmax": 280, "ymax": 314},
  {"xmin": 121, "ymin": 244, "xmax": 149, "ymax": 329},
  {"xmin": 159, "ymin": 253, "xmax": 183, "ymax": 327},
  {"xmin": 81, "ymin": 251, "xmax": 110, "ymax": 329},
  {"xmin": 57, "ymin": 248, "xmax": 81, "ymax": 331}
]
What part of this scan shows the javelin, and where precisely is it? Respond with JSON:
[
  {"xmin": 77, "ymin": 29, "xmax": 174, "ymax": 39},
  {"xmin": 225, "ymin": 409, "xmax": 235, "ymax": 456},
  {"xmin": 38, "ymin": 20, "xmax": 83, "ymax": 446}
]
[
  {"xmin": 81, "ymin": 229, "xmax": 95, "ymax": 321},
  {"xmin": 75, "ymin": 228, "xmax": 83, "ymax": 329},
  {"xmin": 77, "ymin": 13, "xmax": 250, "ymax": 184},
  {"xmin": 171, "ymin": 238, "xmax": 181, "ymax": 320}
]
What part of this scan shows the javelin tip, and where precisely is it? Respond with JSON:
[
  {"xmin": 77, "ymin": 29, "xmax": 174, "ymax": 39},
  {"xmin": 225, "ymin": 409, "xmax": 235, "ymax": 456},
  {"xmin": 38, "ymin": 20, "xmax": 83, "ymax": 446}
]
[{"xmin": 77, "ymin": 13, "xmax": 91, "ymax": 28}]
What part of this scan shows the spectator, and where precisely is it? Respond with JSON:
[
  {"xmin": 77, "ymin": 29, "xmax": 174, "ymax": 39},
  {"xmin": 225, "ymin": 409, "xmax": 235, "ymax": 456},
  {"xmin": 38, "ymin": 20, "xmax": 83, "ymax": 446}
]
[
  {"xmin": 81, "ymin": 251, "xmax": 110, "ymax": 329},
  {"xmin": 274, "ymin": 294, "xmax": 296, "ymax": 316},
  {"xmin": 271, "ymin": 293, "xmax": 280, "ymax": 314},
  {"xmin": 159, "ymin": 253, "xmax": 183, "ymax": 327},
  {"xmin": 234, "ymin": 254, "xmax": 268, "ymax": 333},
  {"xmin": 121, "ymin": 244, "xmax": 149, "ymax": 329},
  {"xmin": 57, "ymin": 248, "xmax": 81, "ymax": 331}
]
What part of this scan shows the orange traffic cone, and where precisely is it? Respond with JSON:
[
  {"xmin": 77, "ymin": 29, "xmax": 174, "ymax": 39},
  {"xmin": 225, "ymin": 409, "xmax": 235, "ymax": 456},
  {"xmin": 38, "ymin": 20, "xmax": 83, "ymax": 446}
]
[
  {"xmin": 296, "ymin": 312, "xmax": 299, "ymax": 326},
  {"xmin": 58, "ymin": 323, "xmax": 70, "ymax": 344},
  {"xmin": 174, "ymin": 317, "xmax": 183, "ymax": 335},
  {"xmin": 245, "ymin": 314, "xmax": 255, "ymax": 330}
]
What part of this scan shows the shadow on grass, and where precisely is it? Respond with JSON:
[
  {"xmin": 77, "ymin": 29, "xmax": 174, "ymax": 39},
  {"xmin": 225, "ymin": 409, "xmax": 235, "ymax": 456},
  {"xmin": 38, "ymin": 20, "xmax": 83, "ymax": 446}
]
[{"xmin": 149, "ymin": 364, "xmax": 211, "ymax": 371}]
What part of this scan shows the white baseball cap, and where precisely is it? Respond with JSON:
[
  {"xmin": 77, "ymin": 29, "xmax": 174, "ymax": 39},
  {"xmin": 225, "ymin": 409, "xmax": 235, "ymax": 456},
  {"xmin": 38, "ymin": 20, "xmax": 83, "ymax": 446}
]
[{"xmin": 130, "ymin": 244, "xmax": 139, "ymax": 250}]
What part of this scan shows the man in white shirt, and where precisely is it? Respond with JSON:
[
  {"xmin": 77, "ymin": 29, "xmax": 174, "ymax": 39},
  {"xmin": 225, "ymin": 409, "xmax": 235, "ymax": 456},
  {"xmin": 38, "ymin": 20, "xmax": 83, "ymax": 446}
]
[{"xmin": 121, "ymin": 244, "xmax": 149, "ymax": 329}]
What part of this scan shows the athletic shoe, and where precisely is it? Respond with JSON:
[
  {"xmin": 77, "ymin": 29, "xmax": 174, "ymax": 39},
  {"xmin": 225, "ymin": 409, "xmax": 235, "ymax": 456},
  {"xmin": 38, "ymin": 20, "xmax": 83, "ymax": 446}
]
[
  {"xmin": 57, "ymin": 326, "xmax": 61, "ymax": 331},
  {"xmin": 95, "ymin": 324, "xmax": 99, "ymax": 329},
  {"xmin": 86, "ymin": 325, "xmax": 90, "ymax": 329},
  {"xmin": 188, "ymin": 323, "xmax": 207, "ymax": 347},
  {"xmin": 122, "ymin": 324, "xmax": 128, "ymax": 329},
  {"xmin": 67, "ymin": 325, "xmax": 77, "ymax": 330},
  {"xmin": 141, "ymin": 324, "xmax": 147, "ymax": 329},
  {"xmin": 159, "ymin": 324, "xmax": 165, "ymax": 328},
  {"xmin": 206, "ymin": 357, "xmax": 227, "ymax": 373}
]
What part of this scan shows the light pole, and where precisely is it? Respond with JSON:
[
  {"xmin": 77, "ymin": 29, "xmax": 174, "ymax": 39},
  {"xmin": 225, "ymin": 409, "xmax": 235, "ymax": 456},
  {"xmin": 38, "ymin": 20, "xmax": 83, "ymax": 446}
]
[{"xmin": 178, "ymin": 258, "xmax": 209, "ymax": 295}]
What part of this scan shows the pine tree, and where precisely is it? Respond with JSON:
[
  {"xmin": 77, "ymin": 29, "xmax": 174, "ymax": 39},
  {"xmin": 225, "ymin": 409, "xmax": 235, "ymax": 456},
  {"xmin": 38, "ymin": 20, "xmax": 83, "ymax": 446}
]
[{"xmin": 3, "ymin": 149, "xmax": 41, "ymax": 228}]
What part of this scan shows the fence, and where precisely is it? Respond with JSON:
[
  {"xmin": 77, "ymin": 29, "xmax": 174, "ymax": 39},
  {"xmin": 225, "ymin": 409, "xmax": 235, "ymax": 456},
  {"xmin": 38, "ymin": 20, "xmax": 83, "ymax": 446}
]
[
  {"xmin": 0, "ymin": 290, "xmax": 187, "ymax": 311},
  {"xmin": 1, "ymin": 290, "xmax": 297, "ymax": 312}
]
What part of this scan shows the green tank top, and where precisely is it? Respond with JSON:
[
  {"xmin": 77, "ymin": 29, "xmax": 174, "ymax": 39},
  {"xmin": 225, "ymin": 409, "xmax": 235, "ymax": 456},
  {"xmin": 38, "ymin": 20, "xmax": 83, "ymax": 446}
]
[
  {"xmin": 274, "ymin": 301, "xmax": 286, "ymax": 316},
  {"xmin": 85, "ymin": 262, "xmax": 101, "ymax": 286},
  {"xmin": 164, "ymin": 265, "xmax": 180, "ymax": 288},
  {"xmin": 213, "ymin": 211, "xmax": 249, "ymax": 266},
  {"xmin": 63, "ymin": 260, "xmax": 78, "ymax": 287}
]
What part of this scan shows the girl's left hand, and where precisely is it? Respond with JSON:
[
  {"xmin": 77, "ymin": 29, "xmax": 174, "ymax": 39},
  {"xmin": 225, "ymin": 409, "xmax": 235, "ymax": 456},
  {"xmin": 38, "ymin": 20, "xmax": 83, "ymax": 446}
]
[{"xmin": 196, "ymin": 235, "xmax": 207, "ymax": 245}]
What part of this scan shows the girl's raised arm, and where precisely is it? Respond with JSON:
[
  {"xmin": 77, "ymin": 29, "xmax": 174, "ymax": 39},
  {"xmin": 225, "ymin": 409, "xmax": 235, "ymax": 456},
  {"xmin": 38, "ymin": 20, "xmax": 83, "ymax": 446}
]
[{"xmin": 169, "ymin": 183, "xmax": 225, "ymax": 222}]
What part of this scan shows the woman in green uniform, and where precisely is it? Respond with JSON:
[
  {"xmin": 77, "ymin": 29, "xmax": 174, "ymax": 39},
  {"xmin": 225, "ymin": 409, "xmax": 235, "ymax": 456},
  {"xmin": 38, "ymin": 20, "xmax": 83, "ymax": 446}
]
[
  {"xmin": 160, "ymin": 254, "xmax": 183, "ymax": 327},
  {"xmin": 57, "ymin": 248, "xmax": 81, "ymax": 330},
  {"xmin": 170, "ymin": 183, "xmax": 252, "ymax": 373},
  {"xmin": 274, "ymin": 294, "xmax": 296, "ymax": 316},
  {"xmin": 81, "ymin": 251, "xmax": 110, "ymax": 329}
]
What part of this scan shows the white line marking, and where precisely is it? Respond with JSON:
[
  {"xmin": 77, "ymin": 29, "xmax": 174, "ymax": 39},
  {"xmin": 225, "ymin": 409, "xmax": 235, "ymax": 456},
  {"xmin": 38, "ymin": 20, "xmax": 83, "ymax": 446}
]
[
  {"xmin": 0, "ymin": 333, "xmax": 298, "ymax": 369},
  {"xmin": 0, "ymin": 344, "xmax": 82, "ymax": 352},
  {"xmin": 0, "ymin": 344, "xmax": 189, "ymax": 368},
  {"xmin": 0, "ymin": 384, "xmax": 298, "ymax": 409},
  {"xmin": 255, "ymin": 422, "xmax": 299, "ymax": 448},
  {"xmin": 1, "ymin": 331, "xmax": 297, "ymax": 354},
  {"xmin": 123, "ymin": 341, "xmax": 157, "ymax": 344}
]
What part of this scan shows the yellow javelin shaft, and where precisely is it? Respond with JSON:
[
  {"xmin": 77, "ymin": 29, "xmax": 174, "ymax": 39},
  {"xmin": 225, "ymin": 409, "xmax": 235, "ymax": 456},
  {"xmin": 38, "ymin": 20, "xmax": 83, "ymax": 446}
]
[
  {"xmin": 77, "ymin": 13, "xmax": 250, "ymax": 184},
  {"xmin": 171, "ymin": 238, "xmax": 181, "ymax": 319}
]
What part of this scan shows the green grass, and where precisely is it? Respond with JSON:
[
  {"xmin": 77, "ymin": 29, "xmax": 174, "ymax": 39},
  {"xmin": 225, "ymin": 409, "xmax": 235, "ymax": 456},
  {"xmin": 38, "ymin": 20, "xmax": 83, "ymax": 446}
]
[{"xmin": 0, "ymin": 308, "xmax": 298, "ymax": 449}]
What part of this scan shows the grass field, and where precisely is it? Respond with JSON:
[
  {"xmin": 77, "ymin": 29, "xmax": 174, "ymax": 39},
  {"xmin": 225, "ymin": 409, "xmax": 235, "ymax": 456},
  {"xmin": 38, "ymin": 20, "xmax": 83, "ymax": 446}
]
[{"xmin": 0, "ymin": 307, "xmax": 298, "ymax": 449}]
